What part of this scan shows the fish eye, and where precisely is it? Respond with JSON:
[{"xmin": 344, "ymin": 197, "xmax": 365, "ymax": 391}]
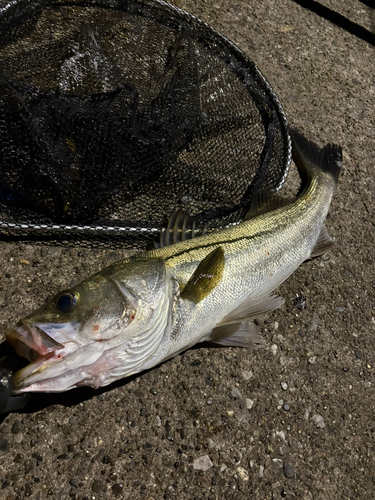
[{"xmin": 55, "ymin": 291, "xmax": 79, "ymax": 312}]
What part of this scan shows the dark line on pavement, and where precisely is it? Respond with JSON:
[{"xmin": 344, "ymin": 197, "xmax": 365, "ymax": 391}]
[
  {"xmin": 290, "ymin": 0, "xmax": 375, "ymax": 46},
  {"xmin": 357, "ymin": 0, "xmax": 374, "ymax": 9}
]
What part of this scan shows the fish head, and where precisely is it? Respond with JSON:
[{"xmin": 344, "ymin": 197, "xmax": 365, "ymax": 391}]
[{"xmin": 5, "ymin": 258, "xmax": 171, "ymax": 393}]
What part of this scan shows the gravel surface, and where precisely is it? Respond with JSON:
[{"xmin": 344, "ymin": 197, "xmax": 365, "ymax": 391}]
[{"xmin": 1, "ymin": 1, "xmax": 374, "ymax": 499}]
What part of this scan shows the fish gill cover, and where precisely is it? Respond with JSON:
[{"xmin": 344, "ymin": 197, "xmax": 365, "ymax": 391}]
[{"xmin": 0, "ymin": 0, "xmax": 291, "ymax": 248}]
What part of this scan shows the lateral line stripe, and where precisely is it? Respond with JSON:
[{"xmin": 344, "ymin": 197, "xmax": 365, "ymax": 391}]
[{"xmin": 163, "ymin": 228, "xmax": 272, "ymax": 263}]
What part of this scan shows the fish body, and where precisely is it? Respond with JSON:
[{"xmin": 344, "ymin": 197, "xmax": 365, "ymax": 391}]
[{"xmin": 4, "ymin": 132, "xmax": 342, "ymax": 393}]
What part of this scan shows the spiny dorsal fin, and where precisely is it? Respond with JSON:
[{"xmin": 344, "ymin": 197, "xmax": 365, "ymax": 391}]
[
  {"xmin": 181, "ymin": 247, "xmax": 225, "ymax": 304},
  {"xmin": 158, "ymin": 209, "xmax": 207, "ymax": 248},
  {"xmin": 309, "ymin": 224, "xmax": 334, "ymax": 259},
  {"xmin": 245, "ymin": 192, "xmax": 292, "ymax": 220}
]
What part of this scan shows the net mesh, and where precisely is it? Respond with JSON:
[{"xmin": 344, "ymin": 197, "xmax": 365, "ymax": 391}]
[{"xmin": 0, "ymin": 0, "xmax": 291, "ymax": 249}]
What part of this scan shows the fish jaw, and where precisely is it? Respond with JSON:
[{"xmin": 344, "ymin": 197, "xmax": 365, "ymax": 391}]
[
  {"xmin": 5, "ymin": 321, "xmax": 84, "ymax": 393},
  {"xmin": 9, "ymin": 342, "xmax": 118, "ymax": 393}
]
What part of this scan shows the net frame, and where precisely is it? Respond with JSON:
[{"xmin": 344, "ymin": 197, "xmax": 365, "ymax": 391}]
[{"xmin": 0, "ymin": 0, "xmax": 291, "ymax": 248}]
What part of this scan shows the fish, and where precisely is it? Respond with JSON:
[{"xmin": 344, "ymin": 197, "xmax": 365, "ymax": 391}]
[{"xmin": 4, "ymin": 131, "xmax": 342, "ymax": 393}]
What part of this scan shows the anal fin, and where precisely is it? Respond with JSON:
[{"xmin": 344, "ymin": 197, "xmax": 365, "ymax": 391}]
[
  {"xmin": 310, "ymin": 224, "xmax": 334, "ymax": 259},
  {"xmin": 209, "ymin": 321, "xmax": 265, "ymax": 349}
]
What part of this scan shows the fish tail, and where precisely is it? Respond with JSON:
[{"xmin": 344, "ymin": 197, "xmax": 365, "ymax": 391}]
[{"xmin": 291, "ymin": 129, "xmax": 342, "ymax": 187}]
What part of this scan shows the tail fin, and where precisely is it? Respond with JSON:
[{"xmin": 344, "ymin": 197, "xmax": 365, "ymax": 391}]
[{"xmin": 291, "ymin": 129, "xmax": 342, "ymax": 187}]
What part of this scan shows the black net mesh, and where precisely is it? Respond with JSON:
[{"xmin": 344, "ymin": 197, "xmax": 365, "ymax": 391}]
[{"xmin": 0, "ymin": 0, "xmax": 291, "ymax": 249}]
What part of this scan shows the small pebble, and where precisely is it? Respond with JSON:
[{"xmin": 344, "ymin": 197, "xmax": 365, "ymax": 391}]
[
  {"xmin": 112, "ymin": 483, "xmax": 124, "ymax": 495},
  {"xmin": 13, "ymin": 453, "xmax": 23, "ymax": 463},
  {"xmin": 309, "ymin": 314, "xmax": 320, "ymax": 332},
  {"xmin": 245, "ymin": 398, "xmax": 254, "ymax": 410},
  {"xmin": 11, "ymin": 421, "xmax": 22, "ymax": 435},
  {"xmin": 149, "ymin": 388, "xmax": 158, "ymax": 395},
  {"xmin": 281, "ymin": 382, "xmax": 288, "ymax": 391},
  {"xmin": 312, "ymin": 414, "xmax": 325, "ymax": 428},
  {"xmin": 242, "ymin": 370, "xmax": 253, "ymax": 380},
  {"xmin": 236, "ymin": 466, "xmax": 249, "ymax": 481},
  {"xmin": 283, "ymin": 461, "xmax": 295, "ymax": 478},
  {"xmin": 271, "ymin": 344, "xmax": 278, "ymax": 355},
  {"xmin": 193, "ymin": 455, "xmax": 213, "ymax": 471},
  {"xmin": 206, "ymin": 397, "xmax": 213, "ymax": 405},
  {"xmin": 0, "ymin": 437, "xmax": 10, "ymax": 453},
  {"xmin": 190, "ymin": 360, "xmax": 201, "ymax": 367},
  {"xmin": 230, "ymin": 387, "xmax": 243, "ymax": 399},
  {"xmin": 24, "ymin": 483, "xmax": 33, "ymax": 496},
  {"xmin": 207, "ymin": 438, "xmax": 216, "ymax": 449},
  {"xmin": 180, "ymin": 355, "xmax": 188, "ymax": 365},
  {"xmin": 293, "ymin": 296, "xmax": 306, "ymax": 310},
  {"xmin": 283, "ymin": 404, "xmax": 290, "ymax": 412},
  {"xmin": 162, "ymin": 457, "xmax": 173, "ymax": 467},
  {"xmin": 102, "ymin": 455, "xmax": 111, "ymax": 464},
  {"xmin": 69, "ymin": 479, "xmax": 78, "ymax": 488},
  {"xmin": 271, "ymin": 458, "xmax": 283, "ymax": 470},
  {"xmin": 92, "ymin": 480, "xmax": 105, "ymax": 493},
  {"xmin": 235, "ymin": 412, "xmax": 247, "ymax": 423},
  {"xmin": 14, "ymin": 433, "xmax": 23, "ymax": 444},
  {"xmin": 355, "ymin": 350, "xmax": 363, "ymax": 359}
]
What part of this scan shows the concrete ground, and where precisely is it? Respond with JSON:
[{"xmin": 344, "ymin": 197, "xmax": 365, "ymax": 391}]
[{"xmin": 0, "ymin": 0, "xmax": 374, "ymax": 499}]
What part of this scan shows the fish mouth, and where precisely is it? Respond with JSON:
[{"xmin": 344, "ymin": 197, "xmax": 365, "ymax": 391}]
[{"xmin": 5, "ymin": 322, "xmax": 79, "ymax": 392}]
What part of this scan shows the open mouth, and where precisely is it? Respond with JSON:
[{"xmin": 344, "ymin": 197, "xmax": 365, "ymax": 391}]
[
  {"xmin": 4, "ymin": 322, "xmax": 78, "ymax": 391},
  {"xmin": 6, "ymin": 323, "xmax": 64, "ymax": 361}
]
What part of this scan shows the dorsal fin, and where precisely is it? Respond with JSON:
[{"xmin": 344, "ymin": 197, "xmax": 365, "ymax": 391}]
[
  {"xmin": 245, "ymin": 192, "xmax": 291, "ymax": 220},
  {"xmin": 158, "ymin": 209, "xmax": 207, "ymax": 248}
]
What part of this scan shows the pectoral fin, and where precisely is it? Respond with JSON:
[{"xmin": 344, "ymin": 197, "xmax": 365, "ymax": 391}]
[
  {"xmin": 220, "ymin": 293, "xmax": 284, "ymax": 324},
  {"xmin": 181, "ymin": 247, "xmax": 225, "ymax": 304},
  {"xmin": 208, "ymin": 292, "xmax": 284, "ymax": 349}
]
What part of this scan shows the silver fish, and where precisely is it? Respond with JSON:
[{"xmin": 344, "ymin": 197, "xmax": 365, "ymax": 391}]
[{"xmin": 5, "ymin": 131, "xmax": 342, "ymax": 393}]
